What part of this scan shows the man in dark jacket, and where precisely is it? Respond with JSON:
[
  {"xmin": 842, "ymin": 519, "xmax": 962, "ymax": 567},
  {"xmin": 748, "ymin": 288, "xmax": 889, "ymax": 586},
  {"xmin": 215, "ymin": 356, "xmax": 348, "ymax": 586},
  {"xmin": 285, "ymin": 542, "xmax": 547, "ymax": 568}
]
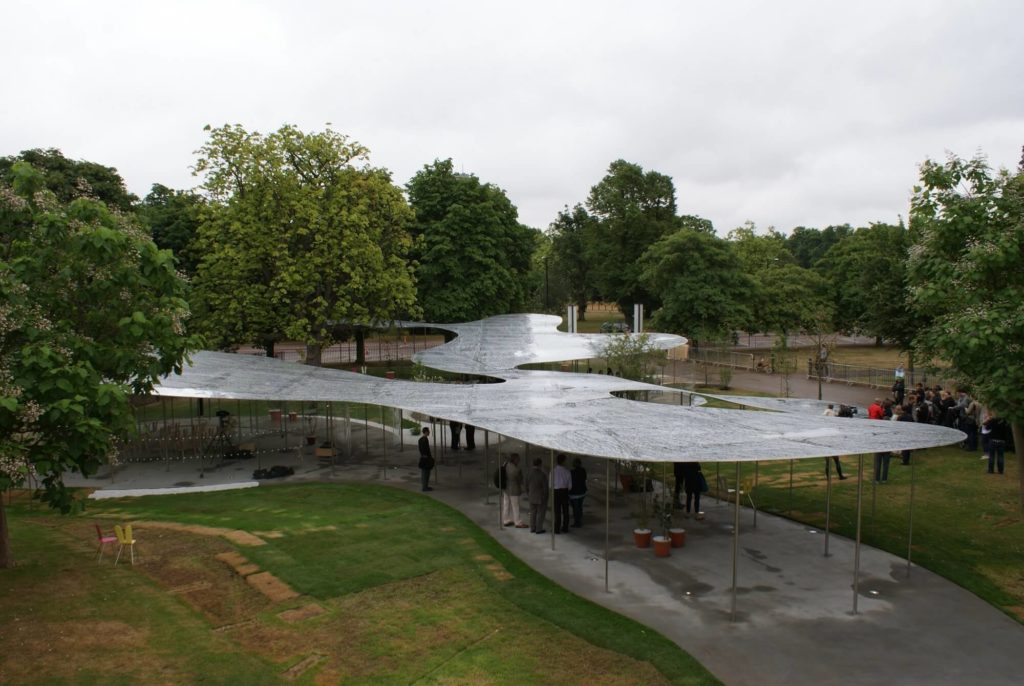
[{"xmin": 418, "ymin": 427, "xmax": 434, "ymax": 491}]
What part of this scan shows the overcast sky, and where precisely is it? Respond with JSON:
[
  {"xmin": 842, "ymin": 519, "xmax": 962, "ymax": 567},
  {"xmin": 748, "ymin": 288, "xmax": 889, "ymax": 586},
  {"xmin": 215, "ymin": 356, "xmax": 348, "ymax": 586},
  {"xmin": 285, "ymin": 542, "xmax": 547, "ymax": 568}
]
[{"xmin": 3, "ymin": 1, "xmax": 1022, "ymax": 235}]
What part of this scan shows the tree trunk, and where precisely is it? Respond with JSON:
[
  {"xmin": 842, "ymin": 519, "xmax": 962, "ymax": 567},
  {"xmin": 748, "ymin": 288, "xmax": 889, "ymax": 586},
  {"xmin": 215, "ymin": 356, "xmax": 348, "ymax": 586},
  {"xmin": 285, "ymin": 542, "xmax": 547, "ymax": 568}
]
[
  {"xmin": 263, "ymin": 338, "xmax": 276, "ymax": 358},
  {"xmin": 0, "ymin": 496, "xmax": 12, "ymax": 569},
  {"xmin": 1013, "ymin": 422, "xmax": 1024, "ymax": 515},
  {"xmin": 875, "ymin": 335, "xmax": 883, "ymax": 346},
  {"xmin": 355, "ymin": 330, "xmax": 366, "ymax": 366},
  {"xmin": 305, "ymin": 343, "xmax": 322, "ymax": 366},
  {"xmin": 577, "ymin": 298, "xmax": 588, "ymax": 321}
]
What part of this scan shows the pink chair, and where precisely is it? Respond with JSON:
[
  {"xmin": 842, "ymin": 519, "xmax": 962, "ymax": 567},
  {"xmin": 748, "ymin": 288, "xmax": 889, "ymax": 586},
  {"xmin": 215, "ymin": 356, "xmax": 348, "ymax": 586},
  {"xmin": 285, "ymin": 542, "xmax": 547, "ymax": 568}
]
[{"xmin": 94, "ymin": 524, "xmax": 117, "ymax": 562}]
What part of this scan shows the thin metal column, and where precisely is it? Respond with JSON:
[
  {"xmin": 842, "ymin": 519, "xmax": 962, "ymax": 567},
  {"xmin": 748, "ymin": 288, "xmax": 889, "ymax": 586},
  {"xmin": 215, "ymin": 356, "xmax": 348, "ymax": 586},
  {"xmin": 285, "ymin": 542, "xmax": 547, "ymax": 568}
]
[
  {"xmin": 381, "ymin": 406, "xmax": 387, "ymax": 480},
  {"xmin": 550, "ymin": 449, "xmax": 555, "ymax": 550},
  {"xmin": 824, "ymin": 457, "xmax": 832, "ymax": 557},
  {"xmin": 853, "ymin": 455, "xmax": 865, "ymax": 614},
  {"xmin": 752, "ymin": 461, "xmax": 759, "ymax": 528},
  {"xmin": 605, "ymin": 458, "xmax": 610, "ymax": 593},
  {"xmin": 788, "ymin": 459, "xmax": 794, "ymax": 515},
  {"xmin": 730, "ymin": 461, "xmax": 741, "ymax": 621},
  {"xmin": 907, "ymin": 450, "xmax": 916, "ymax": 578},
  {"xmin": 399, "ymin": 409, "xmax": 404, "ymax": 452}
]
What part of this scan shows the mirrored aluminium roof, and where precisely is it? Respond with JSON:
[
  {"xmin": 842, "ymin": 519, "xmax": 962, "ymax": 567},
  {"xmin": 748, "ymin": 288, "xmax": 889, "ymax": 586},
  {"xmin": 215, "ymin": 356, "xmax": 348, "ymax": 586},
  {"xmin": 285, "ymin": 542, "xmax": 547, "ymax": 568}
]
[{"xmin": 154, "ymin": 314, "xmax": 964, "ymax": 463}]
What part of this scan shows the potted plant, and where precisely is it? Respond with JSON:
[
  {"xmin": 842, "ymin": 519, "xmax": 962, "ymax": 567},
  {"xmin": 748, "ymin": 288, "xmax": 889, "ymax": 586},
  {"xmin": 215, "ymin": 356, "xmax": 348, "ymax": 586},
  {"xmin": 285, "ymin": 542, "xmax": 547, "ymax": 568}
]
[
  {"xmin": 303, "ymin": 413, "xmax": 318, "ymax": 446},
  {"xmin": 632, "ymin": 492, "xmax": 652, "ymax": 548},
  {"xmin": 651, "ymin": 494, "xmax": 674, "ymax": 556},
  {"xmin": 653, "ymin": 492, "xmax": 686, "ymax": 548},
  {"xmin": 268, "ymin": 408, "xmax": 282, "ymax": 423}
]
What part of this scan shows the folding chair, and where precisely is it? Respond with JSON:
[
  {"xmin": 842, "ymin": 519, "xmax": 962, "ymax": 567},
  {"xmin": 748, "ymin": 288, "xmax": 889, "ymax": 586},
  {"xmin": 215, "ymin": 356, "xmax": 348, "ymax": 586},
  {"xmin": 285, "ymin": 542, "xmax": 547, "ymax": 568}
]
[
  {"xmin": 114, "ymin": 524, "xmax": 138, "ymax": 566},
  {"xmin": 94, "ymin": 524, "xmax": 117, "ymax": 562}
]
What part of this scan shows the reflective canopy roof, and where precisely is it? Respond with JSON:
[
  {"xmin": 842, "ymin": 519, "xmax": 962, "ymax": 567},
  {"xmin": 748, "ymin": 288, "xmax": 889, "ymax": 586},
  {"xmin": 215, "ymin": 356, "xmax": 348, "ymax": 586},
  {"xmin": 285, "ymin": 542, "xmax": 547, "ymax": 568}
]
[{"xmin": 155, "ymin": 314, "xmax": 963, "ymax": 462}]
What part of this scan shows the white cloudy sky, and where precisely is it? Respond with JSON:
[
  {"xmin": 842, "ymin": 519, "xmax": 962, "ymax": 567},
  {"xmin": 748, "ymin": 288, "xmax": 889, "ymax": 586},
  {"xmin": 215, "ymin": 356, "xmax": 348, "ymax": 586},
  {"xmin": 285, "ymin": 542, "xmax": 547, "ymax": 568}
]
[{"xmin": 3, "ymin": 0, "xmax": 1022, "ymax": 234}]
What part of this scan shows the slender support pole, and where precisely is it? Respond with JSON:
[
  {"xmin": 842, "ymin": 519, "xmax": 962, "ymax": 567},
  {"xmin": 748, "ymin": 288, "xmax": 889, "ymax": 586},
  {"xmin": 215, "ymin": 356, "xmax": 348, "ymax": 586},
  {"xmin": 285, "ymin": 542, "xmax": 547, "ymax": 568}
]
[
  {"xmin": 907, "ymin": 450, "xmax": 916, "ymax": 578},
  {"xmin": 381, "ymin": 406, "xmax": 387, "ymax": 480},
  {"xmin": 853, "ymin": 455, "xmax": 865, "ymax": 614},
  {"xmin": 399, "ymin": 409, "xmax": 404, "ymax": 452},
  {"xmin": 731, "ymin": 461, "xmax": 741, "ymax": 621},
  {"xmin": 871, "ymin": 463, "xmax": 877, "ymax": 525},
  {"xmin": 364, "ymin": 403, "xmax": 369, "ymax": 456},
  {"xmin": 824, "ymin": 457, "xmax": 832, "ymax": 557},
  {"xmin": 605, "ymin": 458, "xmax": 610, "ymax": 593},
  {"xmin": 550, "ymin": 449, "xmax": 555, "ymax": 550},
  {"xmin": 788, "ymin": 459, "xmax": 794, "ymax": 515},
  {"xmin": 345, "ymin": 404, "xmax": 352, "ymax": 461},
  {"xmin": 752, "ymin": 461, "xmax": 759, "ymax": 528},
  {"xmin": 716, "ymin": 463, "xmax": 722, "ymax": 504}
]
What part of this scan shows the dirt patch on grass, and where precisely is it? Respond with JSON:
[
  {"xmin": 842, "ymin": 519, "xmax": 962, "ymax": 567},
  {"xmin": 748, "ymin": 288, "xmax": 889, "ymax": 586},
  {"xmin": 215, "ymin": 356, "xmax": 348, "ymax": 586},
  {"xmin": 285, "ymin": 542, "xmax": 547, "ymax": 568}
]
[
  {"xmin": 246, "ymin": 571, "xmax": 300, "ymax": 602},
  {"xmin": 282, "ymin": 653, "xmax": 326, "ymax": 681},
  {"xmin": 278, "ymin": 604, "xmax": 327, "ymax": 622},
  {"xmin": 215, "ymin": 551, "xmax": 261, "ymax": 576},
  {"xmin": 136, "ymin": 520, "xmax": 266, "ymax": 546}
]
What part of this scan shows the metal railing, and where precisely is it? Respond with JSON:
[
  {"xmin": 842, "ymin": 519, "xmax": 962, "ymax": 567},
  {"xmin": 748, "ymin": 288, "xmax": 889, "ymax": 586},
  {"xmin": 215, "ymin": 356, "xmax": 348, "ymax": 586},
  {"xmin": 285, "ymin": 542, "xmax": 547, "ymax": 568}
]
[
  {"xmin": 690, "ymin": 348, "xmax": 756, "ymax": 371},
  {"xmin": 806, "ymin": 360, "xmax": 951, "ymax": 390}
]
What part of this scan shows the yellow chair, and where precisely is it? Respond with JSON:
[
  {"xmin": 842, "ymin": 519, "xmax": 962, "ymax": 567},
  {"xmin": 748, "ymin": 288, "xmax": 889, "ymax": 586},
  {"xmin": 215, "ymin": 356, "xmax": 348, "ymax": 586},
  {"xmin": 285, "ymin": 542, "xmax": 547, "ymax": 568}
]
[{"xmin": 114, "ymin": 524, "xmax": 138, "ymax": 566}]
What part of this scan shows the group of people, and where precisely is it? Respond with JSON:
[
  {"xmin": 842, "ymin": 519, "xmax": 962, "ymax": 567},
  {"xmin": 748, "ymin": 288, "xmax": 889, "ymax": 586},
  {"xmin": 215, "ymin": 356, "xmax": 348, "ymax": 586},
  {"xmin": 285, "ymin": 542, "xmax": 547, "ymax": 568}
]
[
  {"xmin": 822, "ymin": 379, "xmax": 1015, "ymax": 484},
  {"xmin": 493, "ymin": 453, "xmax": 589, "ymax": 533}
]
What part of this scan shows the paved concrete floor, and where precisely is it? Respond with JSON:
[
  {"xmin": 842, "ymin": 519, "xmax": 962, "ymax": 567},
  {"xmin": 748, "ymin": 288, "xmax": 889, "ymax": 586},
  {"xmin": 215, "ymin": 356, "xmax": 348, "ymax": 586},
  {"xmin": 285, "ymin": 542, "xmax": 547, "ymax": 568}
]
[{"xmin": 69, "ymin": 410, "xmax": 1024, "ymax": 686}]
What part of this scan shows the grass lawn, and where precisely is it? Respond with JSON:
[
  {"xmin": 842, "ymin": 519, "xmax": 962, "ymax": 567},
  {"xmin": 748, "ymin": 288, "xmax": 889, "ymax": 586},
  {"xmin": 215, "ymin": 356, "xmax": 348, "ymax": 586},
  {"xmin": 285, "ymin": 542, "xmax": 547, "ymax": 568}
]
[
  {"xmin": 0, "ymin": 484, "xmax": 720, "ymax": 685},
  {"xmin": 711, "ymin": 448, "xmax": 1024, "ymax": 623}
]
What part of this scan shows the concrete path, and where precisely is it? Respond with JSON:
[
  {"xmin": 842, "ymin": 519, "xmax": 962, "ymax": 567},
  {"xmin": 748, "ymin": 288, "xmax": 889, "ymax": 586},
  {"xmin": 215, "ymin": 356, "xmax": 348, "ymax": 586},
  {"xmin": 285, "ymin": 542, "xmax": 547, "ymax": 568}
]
[{"xmin": 67, "ymin": 380, "xmax": 1024, "ymax": 686}]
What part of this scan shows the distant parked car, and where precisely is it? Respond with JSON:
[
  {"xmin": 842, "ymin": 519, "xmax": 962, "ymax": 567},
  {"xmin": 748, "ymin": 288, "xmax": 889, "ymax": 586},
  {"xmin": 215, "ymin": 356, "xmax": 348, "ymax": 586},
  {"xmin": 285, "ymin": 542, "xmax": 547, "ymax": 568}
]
[{"xmin": 600, "ymin": 321, "xmax": 631, "ymax": 333}]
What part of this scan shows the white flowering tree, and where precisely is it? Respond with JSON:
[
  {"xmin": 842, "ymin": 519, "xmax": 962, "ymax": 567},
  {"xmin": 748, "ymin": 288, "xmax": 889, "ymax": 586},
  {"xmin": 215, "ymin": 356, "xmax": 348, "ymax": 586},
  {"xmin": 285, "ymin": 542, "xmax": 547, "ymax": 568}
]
[
  {"xmin": 908, "ymin": 152, "xmax": 1024, "ymax": 511},
  {"xmin": 0, "ymin": 162, "xmax": 195, "ymax": 567}
]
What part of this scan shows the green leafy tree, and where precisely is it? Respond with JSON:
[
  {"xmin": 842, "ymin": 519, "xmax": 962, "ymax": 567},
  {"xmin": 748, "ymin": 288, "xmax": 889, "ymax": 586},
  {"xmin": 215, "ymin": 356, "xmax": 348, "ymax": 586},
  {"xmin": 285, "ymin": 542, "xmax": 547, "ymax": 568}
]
[
  {"xmin": 0, "ymin": 148, "xmax": 137, "ymax": 212},
  {"xmin": 907, "ymin": 151, "xmax": 1024, "ymax": 510},
  {"xmin": 548, "ymin": 204, "xmax": 596, "ymax": 318},
  {"xmin": 406, "ymin": 159, "xmax": 538, "ymax": 323},
  {"xmin": 727, "ymin": 223, "xmax": 830, "ymax": 334},
  {"xmin": 585, "ymin": 160, "xmax": 678, "ymax": 324},
  {"xmin": 785, "ymin": 224, "xmax": 853, "ymax": 268},
  {"xmin": 601, "ymin": 332, "xmax": 666, "ymax": 383},
  {"xmin": 0, "ymin": 162, "xmax": 194, "ymax": 567},
  {"xmin": 138, "ymin": 183, "xmax": 205, "ymax": 276},
  {"xmin": 639, "ymin": 227, "xmax": 754, "ymax": 345},
  {"xmin": 816, "ymin": 222, "xmax": 917, "ymax": 345},
  {"xmin": 190, "ymin": 124, "xmax": 419, "ymax": 363}
]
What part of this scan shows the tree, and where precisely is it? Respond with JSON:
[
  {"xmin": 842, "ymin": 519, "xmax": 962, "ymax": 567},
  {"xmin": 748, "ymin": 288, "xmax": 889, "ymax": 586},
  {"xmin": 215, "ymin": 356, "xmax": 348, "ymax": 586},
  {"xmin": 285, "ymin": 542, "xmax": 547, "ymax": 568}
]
[
  {"xmin": 0, "ymin": 162, "xmax": 194, "ymax": 568},
  {"xmin": 406, "ymin": 159, "xmax": 538, "ymax": 323},
  {"xmin": 601, "ymin": 333, "xmax": 666, "ymax": 383},
  {"xmin": 785, "ymin": 224, "xmax": 853, "ymax": 268},
  {"xmin": 815, "ymin": 222, "xmax": 917, "ymax": 344},
  {"xmin": 138, "ymin": 184, "xmax": 205, "ymax": 276},
  {"xmin": 0, "ymin": 148, "xmax": 137, "ymax": 212},
  {"xmin": 585, "ymin": 160, "xmax": 678, "ymax": 324},
  {"xmin": 907, "ymin": 151, "xmax": 1024, "ymax": 511},
  {"xmin": 638, "ymin": 227, "xmax": 754, "ymax": 345},
  {"xmin": 190, "ymin": 124, "xmax": 419, "ymax": 363},
  {"xmin": 548, "ymin": 204, "xmax": 596, "ymax": 318},
  {"xmin": 727, "ymin": 223, "xmax": 830, "ymax": 334}
]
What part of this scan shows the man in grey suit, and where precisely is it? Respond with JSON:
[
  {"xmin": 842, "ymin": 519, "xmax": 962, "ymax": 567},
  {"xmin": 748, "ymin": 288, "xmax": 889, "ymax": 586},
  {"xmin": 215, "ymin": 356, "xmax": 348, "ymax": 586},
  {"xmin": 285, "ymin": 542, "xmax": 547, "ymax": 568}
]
[{"xmin": 526, "ymin": 457, "xmax": 549, "ymax": 534}]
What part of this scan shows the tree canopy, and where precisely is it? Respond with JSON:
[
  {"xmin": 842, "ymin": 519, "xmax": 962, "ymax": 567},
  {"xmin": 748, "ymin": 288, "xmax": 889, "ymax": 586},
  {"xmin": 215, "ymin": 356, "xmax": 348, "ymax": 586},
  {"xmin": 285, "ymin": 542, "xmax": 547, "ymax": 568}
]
[
  {"xmin": 639, "ymin": 227, "xmax": 754, "ymax": 344},
  {"xmin": 0, "ymin": 162, "xmax": 194, "ymax": 567},
  {"xmin": 585, "ymin": 160, "xmax": 678, "ymax": 322},
  {"xmin": 138, "ymin": 183, "xmax": 205, "ymax": 276},
  {"xmin": 548, "ymin": 204, "xmax": 596, "ymax": 318},
  {"xmin": 0, "ymin": 148, "xmax": 137, "ymax": 212},
  {"xmin": 406, "ymin": 159, "xmax": 537, "ymax": 323},
  {"xmin": 190, "ymin": 124, "xmax": 419, "ymax": 361},
  {"xmin": 907, "ymin": 152, "xmax": 1024, "ymax": 509}
]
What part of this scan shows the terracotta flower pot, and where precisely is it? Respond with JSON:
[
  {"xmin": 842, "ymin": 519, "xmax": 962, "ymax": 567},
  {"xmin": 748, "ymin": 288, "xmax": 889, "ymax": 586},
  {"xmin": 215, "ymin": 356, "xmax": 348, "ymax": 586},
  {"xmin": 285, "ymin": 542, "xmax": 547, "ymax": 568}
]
[
  {"xmin": 305, "ymin": 436, "xmax": 316, "ymax": 446},
  {"xmin": 633, "ymin": 528, "xmax": 652, "ymax": 548},
  {"xmin": 652, "ymin": 535, "xmax": 672, "ymax": 557},
  {"xmin": 619, "ymin": 474, "xmax": 634, "ymax": 492},
  {"xmin": 288, "ymin": 411, "xmax": 299, "ymax": 422},
  {"xmin": 669, "ymin": 528, "xmax": 686, "ymax": 548},
  {"xmin": 269, "ymin": 409, "xmax": 282, "ymax": 423}
]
